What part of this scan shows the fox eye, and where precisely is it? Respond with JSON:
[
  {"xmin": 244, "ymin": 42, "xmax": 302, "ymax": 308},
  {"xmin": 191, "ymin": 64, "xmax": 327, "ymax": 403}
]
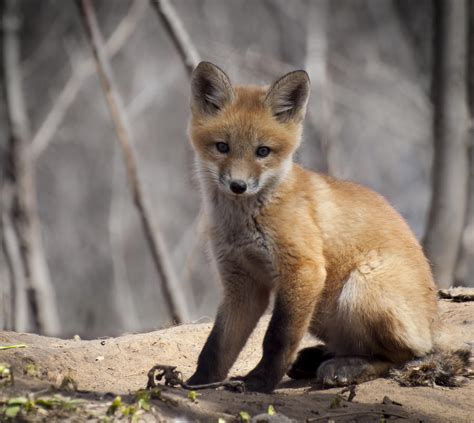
[
  {"xmin": 256, "ymin": 146, "xmax": 271, "ymax": 158},
  {"xmin": 215, "ymin": 142, "xmax": 229, "ymax": 154}
]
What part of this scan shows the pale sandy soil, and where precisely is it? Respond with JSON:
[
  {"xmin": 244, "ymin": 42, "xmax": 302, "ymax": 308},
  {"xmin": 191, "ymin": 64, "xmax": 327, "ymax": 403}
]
[{"xmin": 0, "ymin": 299, "xmax": 473, "ymax": 422}]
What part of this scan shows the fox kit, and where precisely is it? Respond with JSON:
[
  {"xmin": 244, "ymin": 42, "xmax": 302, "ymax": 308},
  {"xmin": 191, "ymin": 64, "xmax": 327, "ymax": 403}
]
[{"xmin": 186, "ymin": 62, "xmax": 468, "ymax": 393}]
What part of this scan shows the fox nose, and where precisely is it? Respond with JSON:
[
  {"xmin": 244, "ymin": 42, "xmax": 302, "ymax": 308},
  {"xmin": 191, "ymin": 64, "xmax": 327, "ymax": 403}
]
[{"xmin": 230, "ymin": 180, "xmax": 247, "ymax": 194}]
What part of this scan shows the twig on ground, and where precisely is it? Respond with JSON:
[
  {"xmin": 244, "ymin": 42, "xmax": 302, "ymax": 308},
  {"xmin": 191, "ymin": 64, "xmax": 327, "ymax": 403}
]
[
  {"xmin": 382, "ymin": 396, "xmax": 403, "ymax": 407},
  {"xmin": 0, "ymin": 344, "xmax": 26, "ymax": 350},
  {"xmin": 307, "ymin": 410, "xmax": 408, "ymax": 421},
  {"xmin": 339, "ymin": 384, "xmax": 357, "ymax": 402},
  {"xmin": 146, "ymin": 364, "xmax": 246, "ymax": 392},
  {"xmin": 438, "ymin": 288, "xmax": 474, "ymax": 302}
]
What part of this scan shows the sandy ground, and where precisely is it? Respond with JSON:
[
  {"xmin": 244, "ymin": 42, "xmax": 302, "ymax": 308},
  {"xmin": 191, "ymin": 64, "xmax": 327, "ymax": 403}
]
[{"xmin": 0, "ymin": 299, "xmax": 473, "ymax": 422}]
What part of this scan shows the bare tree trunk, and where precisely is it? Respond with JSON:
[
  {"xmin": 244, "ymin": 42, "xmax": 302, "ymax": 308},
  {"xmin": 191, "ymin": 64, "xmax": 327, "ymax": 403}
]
[
  {"xmin": 2, "ymin": 0, "xmax": 60, "ymax": 334},
  {"xmin": 454, "ymin": 0, "xmax": 474, "ymax": 288},
  {"xmin": 1, "ymin": 195, "xmax": 29, "ymax": 331},
  {"xmin": 0, "ymin": 90, "xmax": 25, "ymax": 331},
  {"xmin": 0, "ymin": 248, "xmax": 8, "ymax": 329},
  {"xmin": 0, "ymin": 36, "xmax": 12, "ymax": 330},
  {"xmin": 455, "ymin": 145, "xmax": 474, "ymax": 286},
  {"xmin": 0, "ymin": 189, "xmax": 13, "ymax": 330},
  {"xmin": 76, "ymin": 0, "xmax": 189, "ymax": 324},
  {"xmin": 423, "ymin": 0, "xmax": 470, "ymax": 288}
]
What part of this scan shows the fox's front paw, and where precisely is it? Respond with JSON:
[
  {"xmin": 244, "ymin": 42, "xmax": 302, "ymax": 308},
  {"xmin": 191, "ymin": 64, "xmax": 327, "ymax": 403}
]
[{"xmin": 231, "ymin": 373, "xmax": 277, "ymax": 393}]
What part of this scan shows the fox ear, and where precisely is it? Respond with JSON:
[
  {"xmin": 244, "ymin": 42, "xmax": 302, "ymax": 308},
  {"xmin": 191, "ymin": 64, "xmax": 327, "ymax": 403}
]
[
  {"xmin": 264, "ymin": 70, "xmax": 310, "ymax": 123},
  {"xmin": 191, "ymin": 62, "xmax": 234, "ymax": 115}
]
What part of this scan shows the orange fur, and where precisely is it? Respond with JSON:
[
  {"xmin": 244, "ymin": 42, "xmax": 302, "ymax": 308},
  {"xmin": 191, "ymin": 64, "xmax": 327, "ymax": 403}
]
[{"xmin": 186, "ymin": 62, "xmax": 440, "ymax": 392}]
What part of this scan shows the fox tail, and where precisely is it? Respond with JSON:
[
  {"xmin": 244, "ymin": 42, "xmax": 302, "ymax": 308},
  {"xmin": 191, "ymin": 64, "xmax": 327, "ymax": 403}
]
[{"xmin": 391, "ymin": 330, "xmax": 473, "ymax": 387}]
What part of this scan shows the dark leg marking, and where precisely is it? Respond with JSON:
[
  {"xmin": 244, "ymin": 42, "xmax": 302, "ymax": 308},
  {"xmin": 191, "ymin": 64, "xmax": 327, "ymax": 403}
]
[{"xmin": 287, "ymin": 345, "xmax": 334, "ymax": 380}]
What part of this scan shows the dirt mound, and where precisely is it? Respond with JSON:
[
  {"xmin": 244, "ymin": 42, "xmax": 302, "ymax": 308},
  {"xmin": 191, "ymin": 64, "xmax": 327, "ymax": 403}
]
[{"xmin": 0, "ymin": 299, "xmax": 473, "ymax": 421}]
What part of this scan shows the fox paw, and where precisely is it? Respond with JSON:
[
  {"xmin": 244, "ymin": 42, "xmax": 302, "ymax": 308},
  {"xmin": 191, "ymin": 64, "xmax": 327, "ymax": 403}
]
[
  {"xmin": 231, "ymin": 374, "xmax": 276, "ymax": 393},
  {"xmin": 316, "ymin": 357, "xmax": 372, "ymax": 387}
]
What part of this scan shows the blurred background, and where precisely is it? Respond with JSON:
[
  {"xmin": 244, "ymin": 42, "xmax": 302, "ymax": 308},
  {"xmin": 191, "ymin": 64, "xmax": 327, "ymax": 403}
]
[{"xmin": 0, "ymin": 0, "xmax": 473, "ymax": 338}]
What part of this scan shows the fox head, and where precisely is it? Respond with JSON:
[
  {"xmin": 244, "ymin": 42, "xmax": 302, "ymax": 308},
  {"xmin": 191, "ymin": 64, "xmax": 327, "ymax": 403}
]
[{"xmin": 189, "ymin": 61, "xmax": 310, "ymax": 198}]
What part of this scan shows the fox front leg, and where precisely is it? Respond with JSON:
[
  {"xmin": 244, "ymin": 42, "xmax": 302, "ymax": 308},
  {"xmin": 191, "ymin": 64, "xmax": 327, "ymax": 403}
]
[
  {"xmin": 187, "ymin": 282, "xmax": 270, "ymax": 386},
  {"xmin": 238, "ymin": 263, "xmax": 326, "ymax": 393}
]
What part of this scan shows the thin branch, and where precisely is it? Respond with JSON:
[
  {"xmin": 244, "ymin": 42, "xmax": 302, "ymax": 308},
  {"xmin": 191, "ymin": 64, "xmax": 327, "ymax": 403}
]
[
  {"xmin": 105, "ymin": 0, "xmax": 147, "ymax": 58},
  {"xmin": 1, "ymin": 197, "xmax": 29, "ymax": 331},
  {"xmin": 30, "ymin": 71, "xmax": 82, "ymax": 160},
  {"xmin": 2, "ymin": 0, "xmax": 60, "ymax": 334},
  {"xmin": 76, "ymin": 0, "xmax": 188, "ymax": 324},
  {"xmin": 30, "ymin": 0, "xmax": 147, "ymax": 160},
  {"xmin": 307, "ymin": 410, "xmax": 408, "ymax": 422},
  {"xmin": 0, "ymin": 60, "xmax": 14, "ymax": 332},
  {"xmin": 126, "ymin": 80, "xmax": 162, "ymax": 118},
  {"xmin": 108, "ymin": 146, "xmax": 140, "ymax": 331},
  {"xmin": 150, "ymin": 0, "xmax": 200, "ymax": 77},
  {"xmin": 438, "ymin": 287, "xmax": 474, "ymax": 301},
  {"xmin": 146, "ymin": 364, "xmax": 245, "ymax": 392}
]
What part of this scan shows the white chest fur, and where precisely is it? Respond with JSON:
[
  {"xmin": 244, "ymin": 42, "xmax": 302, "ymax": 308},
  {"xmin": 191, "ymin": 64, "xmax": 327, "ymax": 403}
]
[{"xmin": 206, "ymin": 192, "xmax": 277, "ymax": 288}]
